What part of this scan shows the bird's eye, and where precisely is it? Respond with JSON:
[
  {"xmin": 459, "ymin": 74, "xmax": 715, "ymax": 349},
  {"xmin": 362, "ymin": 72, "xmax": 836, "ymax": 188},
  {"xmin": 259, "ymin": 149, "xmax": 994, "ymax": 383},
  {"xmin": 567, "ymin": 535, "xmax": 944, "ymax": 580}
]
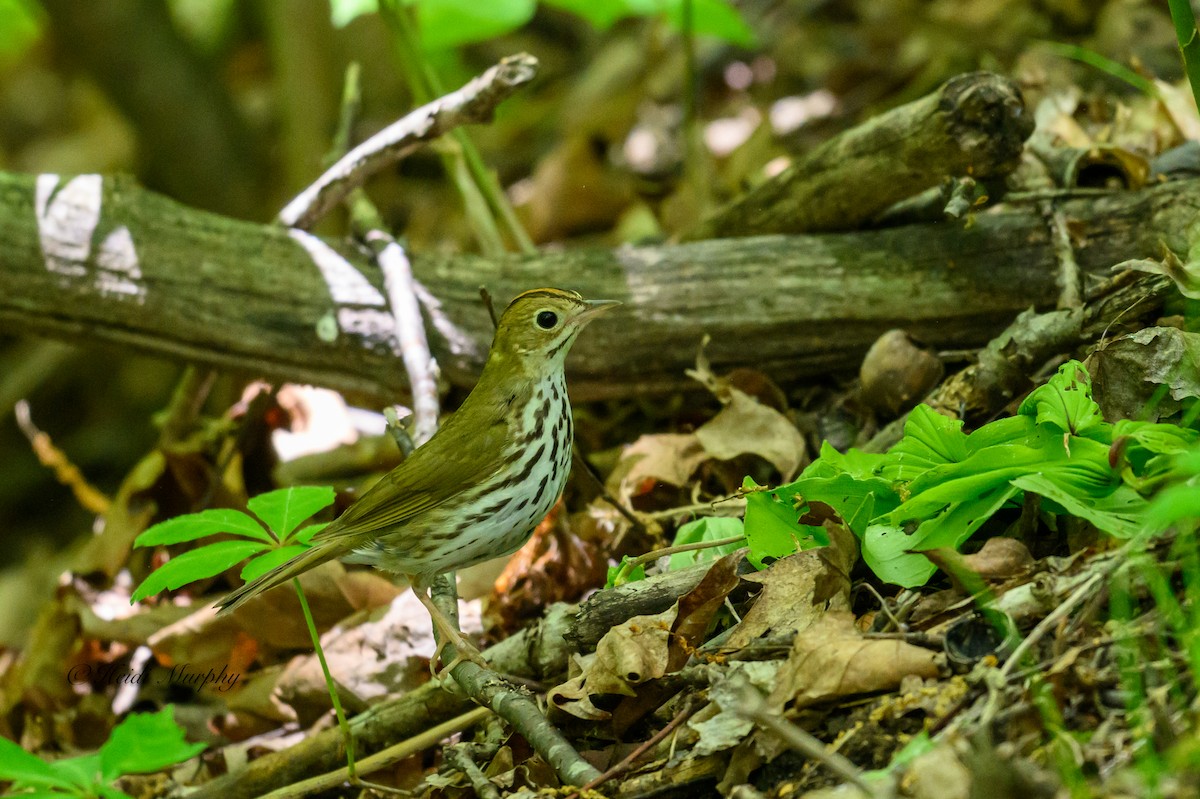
[{"xmin": 536, "ymin": 311, "xmax": 558, "ymax": 329}]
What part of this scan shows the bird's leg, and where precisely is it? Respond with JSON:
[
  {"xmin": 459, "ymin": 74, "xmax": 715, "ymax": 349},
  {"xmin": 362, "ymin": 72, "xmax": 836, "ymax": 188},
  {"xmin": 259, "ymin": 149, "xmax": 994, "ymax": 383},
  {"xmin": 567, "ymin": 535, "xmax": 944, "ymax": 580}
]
[{"xmin": 411, "ymin": 583, "xmax": 489, "ymax": 675}]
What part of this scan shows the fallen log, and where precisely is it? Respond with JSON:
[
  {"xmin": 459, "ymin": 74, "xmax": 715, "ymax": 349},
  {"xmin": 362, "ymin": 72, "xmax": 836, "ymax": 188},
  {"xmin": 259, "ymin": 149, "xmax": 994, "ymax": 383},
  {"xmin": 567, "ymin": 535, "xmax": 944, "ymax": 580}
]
[
  {"xmin": 683, "ymin": 71, "xmax": 1032, "ymax": 240},
  {"xmin": 0, "ymin": 171, "xmax": 1196, "ymax": 402}
]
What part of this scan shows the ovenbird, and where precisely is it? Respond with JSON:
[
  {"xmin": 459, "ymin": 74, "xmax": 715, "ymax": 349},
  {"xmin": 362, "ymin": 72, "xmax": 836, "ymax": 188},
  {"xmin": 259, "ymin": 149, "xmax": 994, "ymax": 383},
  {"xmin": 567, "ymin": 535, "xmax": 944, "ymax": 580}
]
[{"xmin": 219, "ymin": 288, "xmax": 617, "ymax": 661}]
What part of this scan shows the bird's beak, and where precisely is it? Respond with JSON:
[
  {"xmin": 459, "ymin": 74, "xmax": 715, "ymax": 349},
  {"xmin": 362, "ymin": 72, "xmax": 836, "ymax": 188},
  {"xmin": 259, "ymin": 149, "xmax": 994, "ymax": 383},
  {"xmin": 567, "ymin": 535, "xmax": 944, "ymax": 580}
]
[{"xmin": 579, "ymin": 299, "xmax": 621, "ymax": 321}]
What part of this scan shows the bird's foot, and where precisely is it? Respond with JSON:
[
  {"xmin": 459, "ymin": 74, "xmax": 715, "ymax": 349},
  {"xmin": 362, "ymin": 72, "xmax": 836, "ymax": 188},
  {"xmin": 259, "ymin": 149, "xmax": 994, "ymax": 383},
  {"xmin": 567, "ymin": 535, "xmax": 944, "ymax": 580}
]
[
  {"xmin": 430, "ymin": 636, "xmax": 490, "ymax": 680},
  {"xmin": 348, "ymin": 773, "xmax": 408, "ymax": 796}
]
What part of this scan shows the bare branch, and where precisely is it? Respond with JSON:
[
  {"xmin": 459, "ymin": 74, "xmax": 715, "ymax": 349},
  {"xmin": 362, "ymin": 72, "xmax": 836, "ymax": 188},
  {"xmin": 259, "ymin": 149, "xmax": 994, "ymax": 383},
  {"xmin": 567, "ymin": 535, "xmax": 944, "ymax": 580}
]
[{"xmin": 278, "ymin": 53, "xmax": 539, "ymax": 230}]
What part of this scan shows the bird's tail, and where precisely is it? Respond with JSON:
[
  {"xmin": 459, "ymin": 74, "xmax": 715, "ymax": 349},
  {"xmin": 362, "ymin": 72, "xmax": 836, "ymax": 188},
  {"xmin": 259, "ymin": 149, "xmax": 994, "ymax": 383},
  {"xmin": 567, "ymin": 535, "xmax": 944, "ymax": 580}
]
[{"xmin": 217, "ymin": 538, "xmax": 346, "ymax": 614}]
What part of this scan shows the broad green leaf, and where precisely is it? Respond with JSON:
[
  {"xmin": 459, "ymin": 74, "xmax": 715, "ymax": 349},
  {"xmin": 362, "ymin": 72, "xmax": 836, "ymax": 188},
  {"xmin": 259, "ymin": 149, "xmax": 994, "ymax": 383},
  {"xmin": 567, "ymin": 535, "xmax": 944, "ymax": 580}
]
[
  {"xmin": 330, "ymin": 0, "xmax": 377, "ymax": 27},
  {"xmin": 135, "ymin": 508, "xmax": 271, "ymax": 547},
  {"xmin": 0, "ymin": 737, "xmax": 74, "ymax": 788},
  {"xmin": 247, "ymin": 486, "xmax": 336, "ymax": 541},
  {"xmin": 241, "ymin": 545, "xmax": 308, "ymax": 581},
  {"xmin": 963, "ymin": 414, "xmax": 1037, "ymax": 451},
  {"xmin": 863, "ymin": 484, "xmax": 1020, "ymax": 587},
  {"xmin": 1014, "ymin": 474, "xmax": 1146, "ymax": 538},
  {"xmin": 415, "ymin": 0, "xmax": 537, "ymax": 50},
  {"xmin": 884, "ymin": 404, "xmax": 969, "ymax": 478},
  {"xmin": 130, "ymin": 540, "xmax": 267, "ymax": 603},
  {"xmin": 1018, "ymin": 360, "xmax": 1104, "ymax": 439},
  {"xmin": 100, "ymin": 706, "xmax": 206, "ymax": 779},
  {"xmin": 669, "ymin": 517, "xmax": 745, "ymax": 570}
]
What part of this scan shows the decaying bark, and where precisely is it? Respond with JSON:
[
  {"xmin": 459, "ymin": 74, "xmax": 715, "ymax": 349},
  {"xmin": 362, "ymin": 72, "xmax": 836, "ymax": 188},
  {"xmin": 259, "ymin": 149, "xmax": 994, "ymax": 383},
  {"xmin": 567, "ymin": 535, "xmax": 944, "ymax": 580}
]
[
  {"xmin": 1, "ymin": 171, "xmax": 1197, "ymax": 403},
  {"xmin": 684, "ymin": 71, "xmax": 1033, "ymax": 240}
]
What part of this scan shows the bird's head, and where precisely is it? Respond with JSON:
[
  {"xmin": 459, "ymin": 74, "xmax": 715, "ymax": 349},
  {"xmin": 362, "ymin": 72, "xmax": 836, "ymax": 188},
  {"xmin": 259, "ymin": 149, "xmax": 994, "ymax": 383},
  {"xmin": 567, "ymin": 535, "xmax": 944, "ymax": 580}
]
[{"xmin": 490, "ymin": 288, "xmax": 619, "ymax": 364}]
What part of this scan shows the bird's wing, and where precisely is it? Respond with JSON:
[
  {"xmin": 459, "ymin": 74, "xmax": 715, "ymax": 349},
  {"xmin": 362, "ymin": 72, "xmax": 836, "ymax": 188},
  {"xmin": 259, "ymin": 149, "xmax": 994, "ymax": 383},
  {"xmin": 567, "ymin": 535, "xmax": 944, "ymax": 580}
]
[{"xmin": 310, "ymin": 405, "xmax": 510, "ymax": 542}]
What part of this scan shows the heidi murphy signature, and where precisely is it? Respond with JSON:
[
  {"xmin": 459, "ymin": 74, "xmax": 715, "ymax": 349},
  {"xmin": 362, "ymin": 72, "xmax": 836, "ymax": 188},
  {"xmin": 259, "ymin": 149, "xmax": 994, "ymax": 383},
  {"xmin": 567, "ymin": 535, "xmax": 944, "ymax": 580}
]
[{"xmin": 67, "ymin": 662, "xmax": 241, "ymax": 693}]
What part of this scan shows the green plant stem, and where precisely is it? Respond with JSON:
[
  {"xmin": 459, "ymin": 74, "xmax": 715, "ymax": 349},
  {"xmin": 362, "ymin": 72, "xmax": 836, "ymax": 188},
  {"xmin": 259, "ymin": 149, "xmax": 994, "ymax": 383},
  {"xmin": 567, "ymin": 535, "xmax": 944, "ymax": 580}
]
[
  {"xmin": 613, "ymin": 533, "xmax": 747, "ymax": 583},
  {"xmin": 1169, "ymin": 0, "xmax": 1200, "ymax": 115},
  {"xmin": 378, "ymin": 0, "xmax": 533, "ymax": 255},
  {"xmin": 1111, "ymin": 567, "xmax": 1166, "ymax": 795},
  {"xmin": 292, "ymin": 578, "xmax": 358, "ymax": 780},
  {"xmin": 1037, "ymin": 40, "xmax": 1159, "ymax": 98},
  {"xmin": 681, "ymin": 0, "xmax": 697, "ymax": 153}
]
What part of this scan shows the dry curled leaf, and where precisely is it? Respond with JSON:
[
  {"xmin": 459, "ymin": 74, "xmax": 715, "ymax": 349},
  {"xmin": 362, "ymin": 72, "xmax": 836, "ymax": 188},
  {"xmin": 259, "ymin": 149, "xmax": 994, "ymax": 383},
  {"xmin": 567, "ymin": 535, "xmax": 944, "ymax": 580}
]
[{"xmin": 548, "ymin": 551, "xmax": 742, "ymax": 721}]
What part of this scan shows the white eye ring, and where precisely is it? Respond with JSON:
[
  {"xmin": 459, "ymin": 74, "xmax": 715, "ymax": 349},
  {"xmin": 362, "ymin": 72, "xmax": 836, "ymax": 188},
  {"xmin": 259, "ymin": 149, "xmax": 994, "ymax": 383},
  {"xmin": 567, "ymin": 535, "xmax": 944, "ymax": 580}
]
[{"xmin": 536, "ymin": 310, "xmax": 558, "ymax": 329}]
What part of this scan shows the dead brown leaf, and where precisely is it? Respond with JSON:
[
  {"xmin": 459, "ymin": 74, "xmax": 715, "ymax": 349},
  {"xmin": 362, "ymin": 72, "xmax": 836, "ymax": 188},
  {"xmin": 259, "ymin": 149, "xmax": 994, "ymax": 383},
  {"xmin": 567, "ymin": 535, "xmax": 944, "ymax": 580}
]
[
  {"xmin": 726, "ymin": 524, "xmax": 857, "ymax": 648},
  {"xmin": 695, "ymin": 390, "xmax": 807, "ymax": 480},
  {"xmin": 962, "ymin": 537, "xmax": 1034, "ymax": 580},
  {"xmin": 770, "ymin": 611, "xmax": 940, "ymax": 710},
  {"xmin": 607, "ymin": 433, "xmax": 709, "ymax": 503}
]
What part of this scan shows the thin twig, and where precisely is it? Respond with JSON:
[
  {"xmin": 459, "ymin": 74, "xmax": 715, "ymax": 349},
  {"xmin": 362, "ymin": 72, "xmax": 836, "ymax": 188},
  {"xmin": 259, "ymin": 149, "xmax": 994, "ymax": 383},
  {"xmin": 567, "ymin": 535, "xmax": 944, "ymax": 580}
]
[
  {"xmin": 278, "ymin": 53, "xmax": 538, "ymax": 230},
  {"xmin": 977, "ymin": 572, "xmax": 1105, "ymax": 730},
  {"xmin": 442, "ymin": 657, "xmax": 603, "ymax": 786},
  {"xmin": 1041, "ymin": 200, "xmax": 1082, "ymax": 309},
  {"xmin": 628, "ymin": 535, "xmax": 748, "ymax": 571},
  {"xmin": 444, "ymin": 743, "xmax": 503, "ymax": 799},
  {"xmin": 258, "ymin": 707, "xmax": 491, "ymax": 799},
  {"xmin": 642, "ymin": 497, "xmax": 746, "ymax": 521},
  {"xmin": 734, "ymin": 678, "xmax": 891, "ymax": 799},
  {"xmin": 14, "ymin": 400, "xmax": 110, "ymax": 514},
  {"xmin": 479, "ymin": 286, "xmax": 499, "ymax": 329},
  {"xmin": 371, "ymin": 233, "xmax": 440, "ymax": 446},
  {"xmin": 573, "ymin": 699, "xmax": 697, "ymax": 795},
  {"xmin": 997, "ymin": 572, "xmax": 1104, "ymax": 684},
  {"xmin": 572, "ymin": 444, "xmax": 647, "ymax": 533}
]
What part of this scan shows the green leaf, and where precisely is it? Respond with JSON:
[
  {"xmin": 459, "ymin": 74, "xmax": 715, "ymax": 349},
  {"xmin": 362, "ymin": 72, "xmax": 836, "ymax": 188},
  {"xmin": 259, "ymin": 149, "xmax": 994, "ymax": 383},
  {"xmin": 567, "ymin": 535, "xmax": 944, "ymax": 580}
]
[
  {"xmin": 240, "ymin": 545, "xmax": 308, "ymax": 581},
  {"xmin": 742, "ymin": 478, "xmax": 826, "ymax": 569},
  {"xmin": 330, "ymin": 0, "xmax": 377, "ymax": 27},
  {"xmin": 1147, "ymin": 479, "xmax": 1200, "ymax": 531},
  {"xmin": 1018, "ymin": 360, "xmax": 1104, "ymax": 439},
  {"xmin": 669, "ymin": 517, "xmax": 745, "ymax": 570},
  {"xmin": 0, "ymin": 737, "xmax": 75, "ymax": 788},
  {"xmin": 46, "ymin": 752, "xmax": 101, "ymax": 790},
  {"xmin": 881, "ymin": 404, "xmax": 970, "ymax": 481},
  {"xmin": 606, "ymin": 556, "xmax": 646, "ymax": 587},
  {"xmin": 803, "ymin": 440, "xmax": 888, "ymax": 481},
  {"xmin": 1013, "ymin": 474, "xmax": 1147, "ymax": 538},
  {"xmin": 293, "ymin": 521, "xmax": 329, "ymax": 545},
  {"xmin": 0, "ymin": 0, "xmax": 42, "ymax": 63},
  {"xmin": 662, "ymin": 0, "xmax": 755, "ymax": 47},
  {"xmin": 1114, "ymin": 419, "xmax": 1200, "ymax": 484},
  {"xmin": 415, "ymin": 0, "xmax": 537, "ymax": 50},
  {"xmin": 100, "ymin": 706, "xmax": 205, "ymax": 780},
  {"xmin": 863, "ymin": 484, "xmax": 1020, "ymax": 587},
  {"xmin": 246, "ymin": 486, "xmax": 335, "ymax": 541},
  {"xmin": 135, "ymin": 508, "xmax": 272, "ymax": 547},
  {"xmin": 130, "ymin": 540, "xmax": 267, "ymax": 603}
]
